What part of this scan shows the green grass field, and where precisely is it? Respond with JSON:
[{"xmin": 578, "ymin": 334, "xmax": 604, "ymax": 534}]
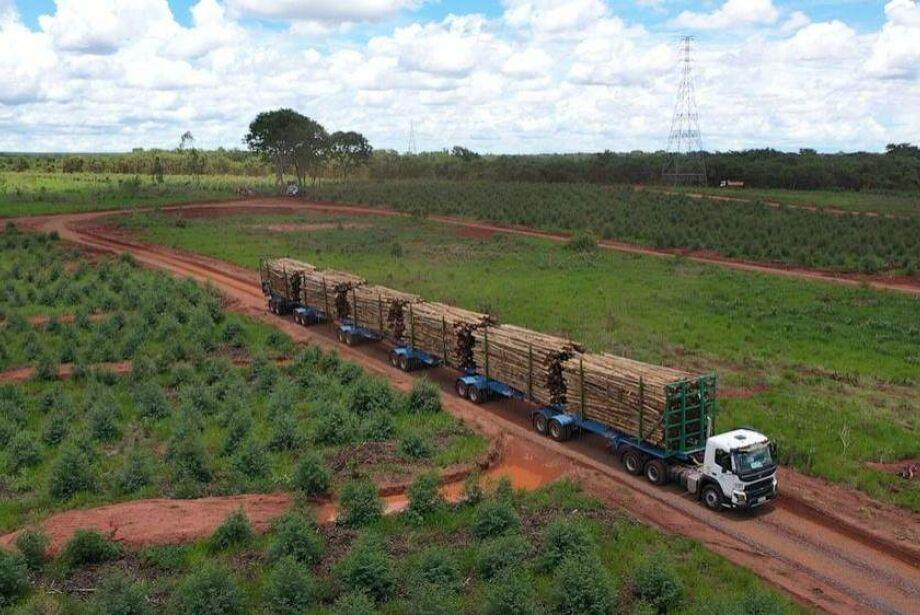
[
  {"xmin": 118, "ymin": 211, "xmax": 920, "ymax": 511},
  {"xmin": 0, "ymin": 172, "xmax": 273, "ymax": 218},
  {"xmin": 666, "ymin": 186, "xmax": 920, "ymax": 217}
]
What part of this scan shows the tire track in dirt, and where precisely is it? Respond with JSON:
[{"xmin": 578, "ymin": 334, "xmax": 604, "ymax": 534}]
[{"xmin": 12, "ymin": 208, "xmax": 920, "ymax": 614}]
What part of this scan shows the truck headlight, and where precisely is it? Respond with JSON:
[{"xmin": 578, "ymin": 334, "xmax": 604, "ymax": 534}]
[{"xmin": 733, "ymin": 490, "xmax": 747, "ymax": 503}]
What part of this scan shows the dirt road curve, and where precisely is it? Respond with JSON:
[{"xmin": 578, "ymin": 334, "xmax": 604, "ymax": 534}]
[{"xmin": 13, "ymin": 208, "xmax": 920, "ymax": 615}]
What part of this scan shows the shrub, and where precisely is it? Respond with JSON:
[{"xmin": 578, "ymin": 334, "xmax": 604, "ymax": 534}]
[
  {"xmin": 347, "ymin": 377, "xmax": 396, "ymax": 416},
  {"xmin": 483, "ymin": 569, "xmax": 539, "ymax": 615},
  {"xmin": 538, "ymin": 519, "xmax": 596, "ymax": 571},
  {"xmin": 48, "ymin": 444, "xmax": 95, "ymax": 500},
  {"xmin": 263, "ymin": 556, "xmax": 315, "ymax": 614},
  {"xmin": 209, "ymin": 509, "xmax": 253, "ymax": 551},
  {"xmin": 93, "ymin": 572, "xmax": 151, "ymax": 615},
  {"xmin": 406, "ymin": 378, "xmax": 442, "ymax": 413},
  {"xmin": 7, "ymin": 432, "xmax": 42, "ymax": 473},
  {"xmin": 61, "ymin": 530, "xmax": 121, "ymax": 569},
  {"xmin": 42, "ymin": 412, "xmax": 70, "ymax": 446},
  {"xmin": 89, "ymin": 401, "xmax": 120, "ymax": 442},
  {"xmin": 411, "ymin": 547, "xmax": 461, "ymax": 591},
  {"xmin": 339, "ymin": 479, "xmax": 383, "ymax": 527},
  {"xmin": 473, "ymin": 500, "xmax": 521, "ymax": 539},
  {"xmin": 550, "ymin": 554, "xmax": 614, "ymax": 615},
  {"xmin": 632, "ymin": 557, "xmax": 683, "ymax": 613},
  {"xmin": 336, "ymin": 361, "xmax": 363, "ymax": 385},
  {"xmin": 407, "ymin": 471, "xmax": 444, "ymax": 519},
  {"xmin": 334, "ymin": 591, "xmax": 376, "ymax": 615},
  {"xmin": 134, "ymin": 382, "xmax": 171, "ymax": 421},
  {"xmin": 462, "ymin": 471, "xmax": 484, "ymax": 504},
  {"xmin": 565, "ymin": 231, "xmax": 599, "ymax": 253},
  {"xmin": 312, "ymin": 405, "xmax": 356, "ymax": 445},
  {"xmin": 477, "ymin": 534, "xmax": 529, "ymax": 579},
  {"xmin": 293, "ymin": 454, "xmax": 331, "ymax": 497},
  {"xmin": 337, "ymin": 536, "xmax": 395, "ymax": 603},
  {"xmin": 249, "ymin": 354, "xmax": 280, "ymax": 392},
  {"xmin": 221, "ymin": 321, "xmax": 246, "ymax": 348},
  {"xmin": 116, "ymin": 447, "xmax": 155, "ymax": 494},
  {"xmin": 268, "ymin": 381, "xmax": 296, "ymax": 421},
  {"xmin": 167, "ymin": 429, "xmax": 211, "ymax": 486},
  {"xmin": 174, "ymin": 565, "xmax": 244, "ymax": 615},
  {"xmin": 360, "ymin": 411, "xmax": 395, "ymax": 441},
  {"xmin": 0, "ymin": 551, "xmax": 29, "ymax": 608},
  {"xmin": 268, "ymin": 413, "xmax": 306, "ymax": 452},
  {"xmin": 34, "ymin": 352, "xmax": 59, "ymax": 381},
  {"xmin": 399, "ymin": 433, "xmax": 433, "ymax": 460},
  {"xmin": 14, "ymin": 529, "xmax": 49, "ymax": 571},
  {"xmin": 233, "ymin": 438, "xmax": 269, "ymax": 479},
  {"xmin": 409, "ymin": 583, "xmax": 460, "ymax": 615},
  {"xmin": 222, "ymin": 411, "xmax": 253, "ymax": 455},
  {"xmin": 268, "ymin": 513, "xmax": 325, "ymax": 565}
]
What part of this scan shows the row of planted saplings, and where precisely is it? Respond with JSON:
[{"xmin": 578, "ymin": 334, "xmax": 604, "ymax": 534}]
[{"xmin": 262, "ymin": 257, "xmax": 710, "ymax": 450}]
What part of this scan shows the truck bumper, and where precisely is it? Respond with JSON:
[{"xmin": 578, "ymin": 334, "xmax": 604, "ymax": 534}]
[{"xmin": 732, "ymin": 486, "xmax": 777, "ymax": 509}]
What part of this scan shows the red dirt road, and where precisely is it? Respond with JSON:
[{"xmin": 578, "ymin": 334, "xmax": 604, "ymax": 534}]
[{"xmin": 10, "ymin": 207, "xmax": 920, "ymax": 614}]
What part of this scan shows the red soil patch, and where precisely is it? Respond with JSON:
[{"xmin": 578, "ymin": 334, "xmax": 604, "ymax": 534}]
[
  {"xmin": 454, "ymin": 225, "xmax": 496, "ymax": 240},
  {"xmin": 866, "ymin": 458, "xmax": 919, "ymax": 481},
  {"xmin": 721, "ymin": 383, "xmax": 770, "ymax": 399},
  {"xmin": 0, "ymin": 361, "xmax": 133, "ymax": 383}
]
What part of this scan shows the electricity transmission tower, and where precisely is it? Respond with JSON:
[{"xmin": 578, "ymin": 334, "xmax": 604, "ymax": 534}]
[
  {"xmin": 662, "ymin": 36, "xmax": 707, "ymax": 186},
  {"xmin": 407, "ymin": 120, "xmax": 418, "ymax": 155}
]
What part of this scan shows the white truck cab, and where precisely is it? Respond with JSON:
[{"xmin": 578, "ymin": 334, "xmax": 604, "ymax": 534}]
[{"xmin": 697, "ymin": 429, "xmax": 778, "ymax": 510}]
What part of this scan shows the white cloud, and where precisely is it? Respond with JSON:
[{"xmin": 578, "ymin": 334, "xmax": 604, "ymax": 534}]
[
  {"xmin": 0, "ymin": 0, "xmax": 916, "ymax": 154},
  {"xmin": 226, "ymin": 0, "xmax": 425, "ymax": 23},
  {"xmin": 671, "ymin": 0, "xmax": 778, "ymax": 30},
  {"xmin": 866, "ymin": 0, "xmax": 920, "ymax": 78}
]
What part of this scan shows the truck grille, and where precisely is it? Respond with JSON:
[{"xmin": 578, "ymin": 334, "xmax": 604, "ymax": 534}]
[{"xmin": 743, "ymin": 477, "xmax": 775, "ymax": 499}]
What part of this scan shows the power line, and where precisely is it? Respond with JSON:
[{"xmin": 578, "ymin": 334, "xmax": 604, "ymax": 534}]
[{"xmin": 662, "ymin": 35, "xmax": 707, "ymax": 186}]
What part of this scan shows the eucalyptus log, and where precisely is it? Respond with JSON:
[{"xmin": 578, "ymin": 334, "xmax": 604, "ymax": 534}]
[
  {"xmin": 298, "ymin": 269, "xmax": 366, "ymax": 317},
  {"xmin": 403, "ymin": 302, "xmax": 494, "ymax": 368},
  {"xmin": 472, "ymin": 325, "xmax": 583, "ymax": 405},
  {"xmin": 263, "ymin": 258, "xmax": 315, "ymax": 301},
  {"xmin": 349, "ymin": 284, "xmax": 421, "ymax": 339}
]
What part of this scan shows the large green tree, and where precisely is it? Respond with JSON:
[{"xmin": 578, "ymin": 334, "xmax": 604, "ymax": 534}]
[
  {"xmin": 330, "ymin": 131, "xmax": 373, "ymax": 181},
  {"xmin": 244, "ymin": 109, "xmax": 320, "ymax": 189}
]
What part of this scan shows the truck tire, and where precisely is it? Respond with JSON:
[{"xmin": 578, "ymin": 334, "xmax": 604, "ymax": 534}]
[
  {"xmin": 269, "ymin": 301, "xmax": 276, "ymax": 314},
  {"xmin": 389, "ymin": 351, "xmax": 399, "ymax": 368},
  {"xmin": 548, "ymin": 420, "xmax": 568, "ymax": 442},
  {"xmin": 533, "ymin": 413, "xmax": 548, "ymax": 435},
  {"xmin": 345, "ymin": 332, "xmax": 355, "ymax": 346},
  {"xmin": 455, "ymin": 380, "xmax": 468, "ymax": 398},
  {"xmin": 337, "ymin": 330, "xmax": 345, "ymax": 343},
  {"xmin": 399, "ymin": 354, "xmax": 411, "ymax": 371},
  {"xmin": 621, "ymin": 449, "xmax": 643, "ymax": 475},
  {"xmin": 468, "ymin": 385, "xmax": 484, "ymax": 404},
  {"xmin": 644, "ymin": 459, "xmax": 668, "ymax": 485},
  {"xmin": 701, "ymin": 484, "xmax": 724, "ymax": 511}
]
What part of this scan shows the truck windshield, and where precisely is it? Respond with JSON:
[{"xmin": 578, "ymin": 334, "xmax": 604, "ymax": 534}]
[{"xmin": 733, "ymin": 445, "xmax": 775, "ymax": 476}]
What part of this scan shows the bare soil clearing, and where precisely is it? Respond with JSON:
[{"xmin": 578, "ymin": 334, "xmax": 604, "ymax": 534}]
[{"xmin": 10, "ymin": 205, "xmax": 920, "ymax": 614}]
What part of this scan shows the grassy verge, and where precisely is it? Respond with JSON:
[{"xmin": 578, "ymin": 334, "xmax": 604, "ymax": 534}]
[
  {"xmin": 0, "ymin": 172, "xmax": 274, "ymax": 218},
  {"xmin": 0, "ymin": 229, "xmax": 486, "ymax": 533},
  {"xmin": 5, "ymin": 480, "xmax": 803, "ymax": 614},
  {"xmin": 120, "ymin": 211, "xmax": 919, "ymax": 510}
]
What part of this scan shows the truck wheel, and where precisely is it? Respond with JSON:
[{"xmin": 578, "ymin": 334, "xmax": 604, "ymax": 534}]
[
  {"xmin": 389, "ymin": 351, "xmax": 399, "ymax": 367},
  {"xmin": 337, "ymin": 330, "xmax": 345, "ymax": 343},
  {"xmin": 701, "ymin": 484, "xmax": 724, "ymax": 511},
  {"xmin": 468, "ymin": 385, "xmax": 483, "ymax": 404},
  {"xmin": 622, "ymin": 449, "xmax": 643, "ymax": 475},
  {"xmin": 455, "ymin": 380, "xmax": 468, "ymax": 398},
  {"xmin": 549, "ymin": 420, "xmax": 568, "ymax": 442},
  {"xmin": 345, "ymin": 333, "xmax": 355, "ymax": 346},
  {"xmin": 644, "ymin": 459, "xmax": 668, "ymax": 485},
  {"xmin": 533, "ymin": 413, "xmax": 548, "ymax": 435},
  {"xmin": 399, "ymin": 354, "xmax": 411, "ymax": 371},
  {"xmin": 269, "ymin": 301, "xmax": 276, "ymax": 314}
]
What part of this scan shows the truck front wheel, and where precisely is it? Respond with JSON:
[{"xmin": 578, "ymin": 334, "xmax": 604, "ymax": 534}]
[
  {"xmin": 701, "ymin": 484, "xmax": 724, "ymax": 511},
  {"xmin": 468, "ymin": 385, "xmax": 483, "ymax": 404},
  {"xmin": 621, "ymin": 449, "xmax": 643, "ymax": 475},
  {"xmin": 644, "ymin": 459, "xmax": 668, "ymax": 485},
  {"xmin": 548, "ymin": 420, "xmax": 568, "ymax": 442}
]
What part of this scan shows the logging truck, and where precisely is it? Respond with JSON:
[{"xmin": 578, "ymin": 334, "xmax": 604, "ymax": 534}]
[{"xmin": 260, "ymin": 258, "xmax": 778, "ymax": 511}]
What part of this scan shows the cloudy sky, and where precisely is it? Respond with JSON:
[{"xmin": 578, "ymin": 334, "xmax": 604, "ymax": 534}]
[{"xmin": 0, "ymin": 0, "xmax": 918, "ymax": 154}]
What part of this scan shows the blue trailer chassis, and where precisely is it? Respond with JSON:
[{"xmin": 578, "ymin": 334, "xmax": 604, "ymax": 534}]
[
  {"xmin": 337, "ymin": 320, "xmax": 382, "ymax": 346},
  {"xmin": 293, "ymin": 305, "xmax": 327, "ymax": 326},
  {"xmin": 455, "ymin": 373, "xmax": 526, "ymax": 405},
  {"xmin": 389, "ymin": 345, "xmax": 442, "ymax": 371},
  {"xmin": 531, "ymin": 405, "xmax": 700, "ymax": 462}
]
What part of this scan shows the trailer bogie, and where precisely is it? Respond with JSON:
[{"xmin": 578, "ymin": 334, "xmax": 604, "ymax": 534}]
[
  {"xmin": 336, "ymin": 322, "xmax": 381, "ymax": 347},
  {"xmin": 389, "ymin": 346, "xmax": 441, "ymax": 372},
  {"xmin": 293, "ymin": 306, "xmax": 326, "ymax": 326},
  {"xmin": 454, "ymin": 374, "xmax": 523, "ymax": 405}
]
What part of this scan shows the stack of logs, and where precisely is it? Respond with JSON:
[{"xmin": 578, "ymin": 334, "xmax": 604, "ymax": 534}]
[
  {"xmin": 265, "ymin": 258, "xmax": 315, "ymax": 300},
  {"xmin": 404, "ymin": 302, "xmax": 494, "ymax": 369},
  {"xmin": 562, "ymin": 354, "xmax": 701, "ymax": 449},
  {"xmin": 299, "ymin": 269, "xmax": 366, "ymax": 319},
  {"xmin": 472, "ymin": 325, "xmax": 584, "ymax": 406},
  {"xmin": 350, "ymin": 285, "xmax": 421, "ymax": 340}
]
